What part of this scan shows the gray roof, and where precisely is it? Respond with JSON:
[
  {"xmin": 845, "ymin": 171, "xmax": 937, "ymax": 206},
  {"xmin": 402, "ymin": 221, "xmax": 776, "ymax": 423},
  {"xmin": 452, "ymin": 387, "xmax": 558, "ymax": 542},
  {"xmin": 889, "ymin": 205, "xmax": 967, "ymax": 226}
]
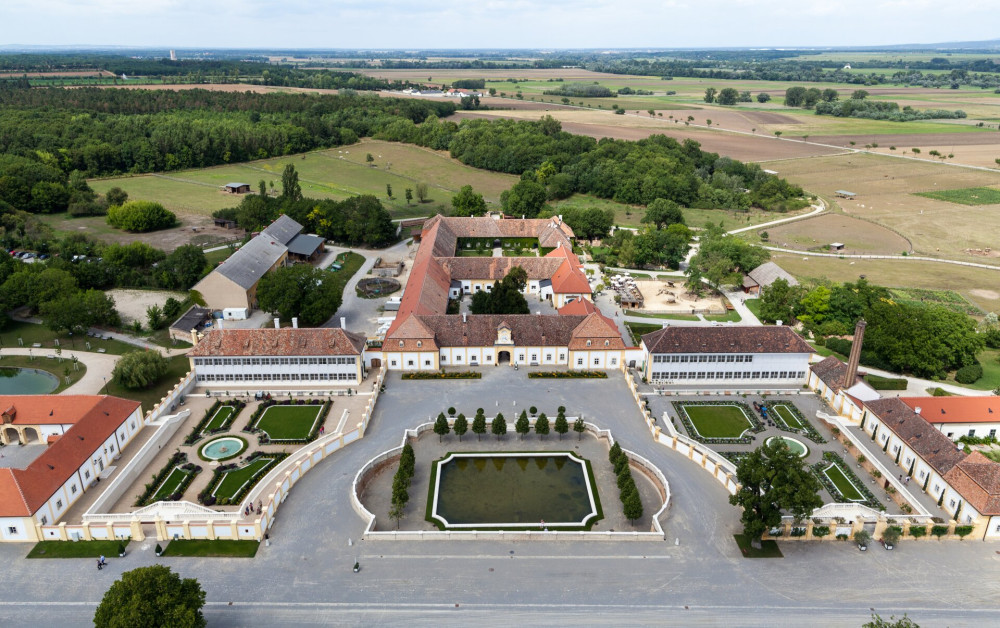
[
  {"xmin": 287, "ymin": 233, "xmax": 326, "ymax": 256},
  {"xmin": 215, "ymin": 236, "xmax": 288, "ymax": 290},
  {"xmin": 747, "ymin": 262, "xmax": 798, "ymax": 289},
  {"xmin": 169, "ymin": 306, "xmax": 212, "ymax": 333},
  {"xmin": 225, "ymin": 182, "xmax": 250, "ymax": 188},
  {"xmin": 262, "ymin": 215, "xmax": 303, "ymax": 246}
]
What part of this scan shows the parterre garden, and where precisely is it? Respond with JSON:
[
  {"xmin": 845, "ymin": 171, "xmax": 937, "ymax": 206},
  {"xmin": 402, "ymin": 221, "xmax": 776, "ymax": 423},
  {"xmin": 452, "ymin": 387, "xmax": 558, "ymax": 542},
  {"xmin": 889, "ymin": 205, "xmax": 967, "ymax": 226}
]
[
  {"xmin": 199, "ymin": 452, "xmax": 289, "ymax": 507},
  {"xmin": 673, "ymin": 401, "xmax": 763, "ymax": 443},
  {"xmin": 245, "ymin": 400, "xmax": 330, "ymax": 444},
  {"xmin": 811, "ymin": 452, "xmax": 884, "ymax": 510}
]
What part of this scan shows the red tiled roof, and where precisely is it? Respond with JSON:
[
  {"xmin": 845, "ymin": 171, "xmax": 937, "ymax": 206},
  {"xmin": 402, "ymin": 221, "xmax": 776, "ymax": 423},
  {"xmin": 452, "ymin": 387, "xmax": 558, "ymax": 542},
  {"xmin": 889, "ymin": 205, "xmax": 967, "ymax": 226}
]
[
  {"xmin": 546, "ymin": 246, "xmax": 590, "ymax": 294},
  {"xmin": 864, "ymin": 398, "xmax": 967, "ymax": 475},
  {"xmin": 187, "ymin": 328, "xmax": 366, "ymax": 357},
  {"xmin": 810, "ymin": 356, "xmax": 860, "ymax": 393},
  {"xmin": 943, "ymin": 451, "xmax": 1000, "ymax": 516},
  {"xmin": 0, "ymin": 396, "xmax": 140, "ymax": 517},
  {"xmin": 0, "ymin": 395, "xmax": 105, "ymax": 425},
  {"xmin": 642, "ymin": 325, "xmax": 813, "ymax": 355},
  {"xmin": 568, "ymin": 313, "xmax": 626, "ymax": 350},
  {"xmin": 439, "ymin": 257, "xmax": 565, "ymax": 281},
  {"xmin": 557, "ymin": 299, "xmax": 598, "ymax": 316},
  {"xmin": 899, "ymin": 397, "xmax": 1000, "ymax": 425}
]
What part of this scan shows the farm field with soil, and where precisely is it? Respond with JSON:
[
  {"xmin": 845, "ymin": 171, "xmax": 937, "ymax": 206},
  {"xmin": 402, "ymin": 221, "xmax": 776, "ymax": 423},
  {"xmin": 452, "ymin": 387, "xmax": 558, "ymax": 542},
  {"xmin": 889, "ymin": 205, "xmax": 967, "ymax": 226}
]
[{"xmin": 762, "ymin": 213, "xmax": 911, "ymax": 255}]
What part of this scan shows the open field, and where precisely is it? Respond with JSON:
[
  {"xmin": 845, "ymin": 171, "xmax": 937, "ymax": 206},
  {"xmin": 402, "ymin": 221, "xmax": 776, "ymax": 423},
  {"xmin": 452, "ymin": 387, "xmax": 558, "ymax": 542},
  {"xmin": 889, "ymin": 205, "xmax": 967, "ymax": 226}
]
[
  {"xmin": 770, "ymin": 253, "xmax": 1000, "ymax": 313},
  {"xmin": 915, "ymin": 186, "xmax": 1000, "ymax": 205},
  {"xmin": 35, "ymin": 210, "xmax": 241, "ymax": 253},
  {"xmin": 90, "ymin": 139, "xmax": 517, "ymax": 219},
  {"xmin": 773, "ymin": 152, "xmax": 1000, "ymax": 261},
  {"xmin": 763, "ymin": 213, "xmax": 911, "ymax": 254}
]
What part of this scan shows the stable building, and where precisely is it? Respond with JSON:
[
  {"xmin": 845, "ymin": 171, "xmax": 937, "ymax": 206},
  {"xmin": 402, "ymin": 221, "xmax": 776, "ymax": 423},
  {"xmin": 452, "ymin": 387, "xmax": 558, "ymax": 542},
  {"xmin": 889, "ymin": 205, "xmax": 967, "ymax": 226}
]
[
  {"xmin": 742, "ymin": 261, "xmax": 798, "ymax": 295},
  {"xmin": 0, "ymin": 396, "xmax": 143, "ymax": 542},
  {"xmin": 188, "ymin": 328, "xmax": 367, "ymax": 387},
  {"xmin": 640, "ymin": 326, "xmax": 812, "ymax": 386},
  {"xmin": 898, "ymin": 397, "xmax": 1000, "ymax": 442}
]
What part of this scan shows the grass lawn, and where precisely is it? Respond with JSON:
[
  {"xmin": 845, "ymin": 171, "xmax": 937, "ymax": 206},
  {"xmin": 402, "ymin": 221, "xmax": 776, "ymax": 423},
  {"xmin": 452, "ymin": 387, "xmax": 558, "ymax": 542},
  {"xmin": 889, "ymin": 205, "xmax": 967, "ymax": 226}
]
[
  {"xmin": 624, "ymin": 322, "xmax": 662, "ymax": 346},
  {"xmin": 733, "ymin": 534, "xmax": 783, "ymax": 558},
  {"xmin": 823, "ymin": 463, "xmax": 866, "ymax": 501},
  {"xmin": 914, "ymin": 187, "xmax": 1000, "ymax": 206},
  {"xmin": 321, "ymin": 251, "xmax": 366, "ymax": 307},
  {"xmin": 203, "ymin": 405, "xmax": 235, "ymax": 432},
  {"xmin": 773, "ymin": 405, "xmax": 804, "ymax": 429},
  {"xmin": 684, "ymin": 405, "xmax": 754, "ymax": 438},
  {"xmin": 145, "ymin": 328, "xmax": 193, "ymax": 350},
  {"xmin": 945, "ymin": 348, "xmax": 1000, "ymax": 391},
  {"xmin": 704, "ymin": 310, "xmax": 742, "ymax": 323},
  {"xmin": 104, "ymin": 355, "xmax": 191, "ymax": 411},
  {"xmin": 625, "ymin": 310, "xmax": 698, "ymax": 321},
  {"xmin": 0, "ymin": 354, "xmax": 86, "ymax": 393},
  {"xmin": 161, "ymin": 539, "xmax": 259, "ymax": 558},
  {"xmin": 744, "ymin": 298, "xmax": 762, "ymax": 320},
  {"xmin": 27, "ymin": 540, "xmax": 126, "ymax": 558},
  {"xmin": 0, "ymin": 320, "xmax": 136, "ymax": 356},
  {"xmin": 213, "ymin": 457, "xmax": 276, "ymax": 500},
  {"xmin": 254, "ymin": 404, "xmax": 323, "ymax": 440},
  {"xmin": 150, "ymin": 467, "xmax": 191, "ymax": 502}
]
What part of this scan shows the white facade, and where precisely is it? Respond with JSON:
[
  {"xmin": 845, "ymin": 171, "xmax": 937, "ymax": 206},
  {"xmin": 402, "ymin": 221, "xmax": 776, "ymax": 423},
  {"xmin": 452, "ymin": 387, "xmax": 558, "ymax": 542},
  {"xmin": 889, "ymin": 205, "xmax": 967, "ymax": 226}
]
[
  {"xmin": 645, "ymin": 349, "xmax": 809, "ymax": 385},
  {"xmin": 192, "ymin": 355, "xmax": 362, "ymax": 386},
  {"xmin": 932, "ymin": 422, "xmax": 1000, "ymax": 441}
]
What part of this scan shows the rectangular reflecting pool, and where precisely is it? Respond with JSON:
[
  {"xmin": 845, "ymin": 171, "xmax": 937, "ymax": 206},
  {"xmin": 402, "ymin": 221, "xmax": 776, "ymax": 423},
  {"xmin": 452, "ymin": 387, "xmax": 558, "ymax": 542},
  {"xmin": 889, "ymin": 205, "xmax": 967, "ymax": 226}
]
[{"xmin": 429, "ymin": 452, "xmax": 600, "ymax": 529}]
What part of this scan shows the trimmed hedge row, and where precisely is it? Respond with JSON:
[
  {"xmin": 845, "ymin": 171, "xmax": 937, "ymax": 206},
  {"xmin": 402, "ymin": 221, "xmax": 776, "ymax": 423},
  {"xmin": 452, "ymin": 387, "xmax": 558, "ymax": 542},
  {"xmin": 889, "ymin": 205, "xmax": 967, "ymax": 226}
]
[
  {"xmin": 812, "ymin": 451, "xmax": 884, "ymax": 510},
  {"xmin": 198, "ymin": 451, "xmax": 288, "ymax": 507},
  {"xmin": 244, "ymin": 399, "xmax": 331, "ymax": 445},
  {"xmin": 528, "ymin": 371, "xmax": 608, "ymax": 379},
  {"xmin": 865, "ymin": 374, "xmax": 908, "ymax": 391},
  {"xmin": 609, "ymin": 442, "xmax": 643, "ymax": 523},
  {"xmin": 402, "ymin": 371, "xmax": 482, "ymax": 379},
  {"xmin": 671, "ymin": 400, "xmax": 763, "ymax": 444},
  {"xmin": 183, "ymin": 399, "xmax": 246, "ymax": 445},
  {"xmin": 135, "ymin": 451, "xmax": 187, "ymax": 507}
]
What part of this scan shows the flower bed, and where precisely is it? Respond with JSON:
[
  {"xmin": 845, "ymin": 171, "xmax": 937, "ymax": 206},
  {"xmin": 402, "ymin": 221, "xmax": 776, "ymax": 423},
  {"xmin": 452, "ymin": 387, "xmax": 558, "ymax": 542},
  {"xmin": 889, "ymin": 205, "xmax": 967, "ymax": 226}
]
[
  {"xmin": 528, "ymin": 371, "xmax": 608, "ymax": 379},
  {"xmin": 145, "ymin": 463, "xmax": 202, "ymax": 505},
  {"xmin": 671, "ymin": 400, "xmax": 762, "ymax": 444},
  {"xmin": 720, "ymin": 451, "xmax": 751, "ymax": 464},
  {"xmin": 244, "ymin": 399, "xmax": 330, "ymax": 444},
  {"xmin": 756, "ymin": 400, "xmax": 826, "ymax": 444},
  {"xmin": 402, "ymin": 371, "xmax": 482, "ymax": 380},
  {"xmin": 198, "ymin": 452, "xmax": 288, "ymax": 507},
  {"xmin": 135, "ymin": 451, "xmax": 187, "ymax": 506},
  {"xmin": 183, "ymin": 399, "xmax": 246, "ymax": 445},
  {"xmin": 811, "ymin": 451, "xmax": 884, "ymax": 510}
]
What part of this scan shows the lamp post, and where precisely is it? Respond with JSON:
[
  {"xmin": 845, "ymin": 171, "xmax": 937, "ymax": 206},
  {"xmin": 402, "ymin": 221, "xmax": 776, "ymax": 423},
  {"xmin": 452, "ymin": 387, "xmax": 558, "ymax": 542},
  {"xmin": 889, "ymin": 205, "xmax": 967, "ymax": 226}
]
[{"xmin": 103, "ymin": 377, "xmax": 109, "ymax": 395}]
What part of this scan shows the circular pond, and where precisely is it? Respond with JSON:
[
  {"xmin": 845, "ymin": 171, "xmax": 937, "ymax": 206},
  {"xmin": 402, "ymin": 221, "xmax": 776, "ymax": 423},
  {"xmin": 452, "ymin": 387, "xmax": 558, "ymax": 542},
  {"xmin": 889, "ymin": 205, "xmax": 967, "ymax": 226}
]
[
  {"xmin": 200, "ymin": 436, "xmax": 247, "ymax": 461},
  {"xmin": 766, "ymin": 435, "xmax": 809, "ymax": 458},
  {"xmin": 0, "ymin": 368, "xmax": 59, "ymax": 394}
]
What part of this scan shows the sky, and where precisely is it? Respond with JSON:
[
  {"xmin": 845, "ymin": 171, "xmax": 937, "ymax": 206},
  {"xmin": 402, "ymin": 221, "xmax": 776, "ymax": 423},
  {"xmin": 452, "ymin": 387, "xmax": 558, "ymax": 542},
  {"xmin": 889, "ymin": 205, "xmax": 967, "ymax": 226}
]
[{"xmin": 2, "ymin": 0, "xmax": 998, "ymax": 50}]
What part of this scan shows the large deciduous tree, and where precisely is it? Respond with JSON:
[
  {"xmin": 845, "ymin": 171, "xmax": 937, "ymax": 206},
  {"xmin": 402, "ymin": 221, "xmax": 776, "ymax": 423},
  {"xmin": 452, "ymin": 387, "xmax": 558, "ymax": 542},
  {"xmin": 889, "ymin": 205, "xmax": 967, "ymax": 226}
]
[
  {"xmin": 500, "ymin": 179, "xmax": 547, "ymax": 218},
  {"xmin": 470, "ymin": 266, "xmax": 529, "ymax": 315},
  {"xmin": 451, "ymin": 185, "xmax": 487, "ymax": 217},
  {"xmin": 641, "ymin": 198, "xmax": 685, "ymax": 230},
  {"xmin": 281, "ymin": 164, "xmax": 302, "ymax": 201},
  {"xmin": 255, "ymin": 264, "xmax": 343, "ymax": 326},
  {"xmin": 757, "ymin": 278, "xmax": 803, "ymax": 325},
  {"xmin": 93, "ymin": 565, "xmax": 206, "ymax": 628},
  {"xmin": 685, "ymin": 224, "xmax": 769, "ymax": 294},
  {"xmin": 112, "ymin": 350, "xmax": 170, "ymax": 390},
  {"xmin": 729, "ymin": 440, "xmax": 823, "ymax": 547}
]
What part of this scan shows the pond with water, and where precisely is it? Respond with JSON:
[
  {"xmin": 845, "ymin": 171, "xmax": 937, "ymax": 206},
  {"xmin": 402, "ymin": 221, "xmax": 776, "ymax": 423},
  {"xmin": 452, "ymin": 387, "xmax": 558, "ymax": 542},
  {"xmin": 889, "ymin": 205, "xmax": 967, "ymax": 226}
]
[
  {"xmin": 432, "ymin": 453, "xmax": 598, "ymax": 528},
  {"xmin": 0, "ymin": 368, "xmax": 59, "ymax": 394}
]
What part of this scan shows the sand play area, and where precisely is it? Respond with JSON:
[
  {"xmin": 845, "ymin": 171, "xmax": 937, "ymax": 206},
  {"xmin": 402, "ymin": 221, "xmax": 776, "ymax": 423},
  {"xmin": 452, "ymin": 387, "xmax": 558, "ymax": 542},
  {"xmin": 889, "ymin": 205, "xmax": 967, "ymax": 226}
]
[
  {"xmin": 107, "ymin": 289, "xmax": 188, "ymax": 325},
  {"xmin": 612, "ymin": 277, "xmax": 728, "ymax": 314}
]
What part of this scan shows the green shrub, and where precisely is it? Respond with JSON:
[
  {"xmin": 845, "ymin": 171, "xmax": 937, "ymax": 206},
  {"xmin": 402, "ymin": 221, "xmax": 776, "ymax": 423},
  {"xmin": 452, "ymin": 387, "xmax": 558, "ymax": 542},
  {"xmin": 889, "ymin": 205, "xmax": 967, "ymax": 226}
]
[
  {"xmin": 825, "ymin": 337, "xmax": 851, "ymax": 355},
  {"xmin": 954, "ymin": 525, "xmax": 974, "ymax": 539},
  {"xmin": 812, "ymin": 525, "xmax": 830, "ymax": 538},
  {"xmin": 955, "ymin": 363, "xmax": 983, "ymax": 384},
  {"xmin": 931, "ymin": 525, "xmax": 949, "ymax": 538},
  {"xmin": 112, "ymin": 350, "xmax": 170, "ymax": 390},
  {"xmin": 908, "ymin": 525, "xmax": 927, "ymax": 538},
  {"xmin": 107, "ymin": 200, "xmax": 178, "ymax": 232}
]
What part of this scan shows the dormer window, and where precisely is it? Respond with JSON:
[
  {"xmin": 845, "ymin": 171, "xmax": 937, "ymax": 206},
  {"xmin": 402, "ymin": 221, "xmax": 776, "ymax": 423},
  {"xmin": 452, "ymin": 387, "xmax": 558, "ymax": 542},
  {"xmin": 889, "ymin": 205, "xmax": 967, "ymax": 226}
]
[
  {"xmin": 416, "ymin": 341, "xmax": 422, "ymax": 348},
  {"xmin": 586, "ymin": 340, "xmax": 591, "ymax": 347},
  {"xmin": 399, "ymin": 341, "xmax": 404, "ymax": 348},
  {"xmin": 604, "ymin": 340, "xmax": 610, "ymax": 347}
]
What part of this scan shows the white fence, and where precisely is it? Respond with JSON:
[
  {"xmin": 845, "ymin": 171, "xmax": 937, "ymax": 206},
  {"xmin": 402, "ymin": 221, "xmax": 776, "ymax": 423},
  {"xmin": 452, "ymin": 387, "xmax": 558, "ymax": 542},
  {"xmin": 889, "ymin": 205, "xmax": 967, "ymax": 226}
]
[{"xmin": 353, "ymin": 419, "xmax": 670, "ymax": 541}]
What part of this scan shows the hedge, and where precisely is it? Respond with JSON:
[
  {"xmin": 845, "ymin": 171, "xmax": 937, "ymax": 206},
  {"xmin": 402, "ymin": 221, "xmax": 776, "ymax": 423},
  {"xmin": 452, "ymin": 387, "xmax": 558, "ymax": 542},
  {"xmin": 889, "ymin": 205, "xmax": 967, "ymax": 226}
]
[
  {"xmin": 198, "ymin": 451, "xmax": 288, "ymax": 507},
  {"xmin": 865, "ymin": 374, "xmax": 908, "ymax": 391},
  {"xmin": 135, "ymin": 452, "xmax": 187, "ymax": 507},
  {"xmin": 245, "ymin": 398, "xmax": 331, "ymax": 445},
  {"xmin": 528, "ymin": 371, "xmax": 608, "ymax": 379},
  {"xmin": 955, "ymin": 363, "xmax": 983, "ymax": 385},
  {"xmin": 183, "ymin": 399, "xmax": 246, "ymax": 446},
  {"xmin": 402, "ymin": 371, "xmax": 482, "ymax": 380}
]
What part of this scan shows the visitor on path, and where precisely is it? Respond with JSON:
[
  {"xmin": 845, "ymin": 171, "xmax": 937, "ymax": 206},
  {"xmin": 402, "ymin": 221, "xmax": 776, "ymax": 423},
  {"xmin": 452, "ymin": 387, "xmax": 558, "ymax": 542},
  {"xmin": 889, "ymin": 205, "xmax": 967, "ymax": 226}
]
[
  {"xmin": 96, "ymin": 559, "xmax": 102, "ymax": 571},
  {"xmin": 99, "ymin": 555, "xmax": 106, "ymax": 567}
]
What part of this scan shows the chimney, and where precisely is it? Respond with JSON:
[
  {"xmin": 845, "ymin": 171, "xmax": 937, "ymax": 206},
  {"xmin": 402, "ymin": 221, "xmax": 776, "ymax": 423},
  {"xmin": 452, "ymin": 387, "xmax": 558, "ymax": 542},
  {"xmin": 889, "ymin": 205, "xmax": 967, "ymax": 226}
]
[
  {"xmin": 340, "ymin": 317, "xmax": 346, "ymax": 329},
  {"xmin": 844, "ymin": 318, "xmax": 866, "ymax": 388},
  {"xmin": 217, "ymin": 318, "xmax": 224, "ymax": 330},
  {"xmin": 292, "ymin": 317, "xmax": 298, "ymax": 329},
  {"xmin": 776, "ymin": 319, "xmax": 782, "ymax": 327},
  {"xmin": 558, "ymin": 214, "xmax": 563, "ymax": 224},
  {"xmin": 274, "ymin": 318, "xmax": 280, "ymax": 329},
  {"xmin": 915, "ymin": 407, "xmax": 922, "ymax": 415},
  {"xmin": 190, "ymin": 329, "xmax": 198, "ymax": 346},
  {"xmin": 462, "ymin": 312, "xmax": 467, "ymax": 323}
]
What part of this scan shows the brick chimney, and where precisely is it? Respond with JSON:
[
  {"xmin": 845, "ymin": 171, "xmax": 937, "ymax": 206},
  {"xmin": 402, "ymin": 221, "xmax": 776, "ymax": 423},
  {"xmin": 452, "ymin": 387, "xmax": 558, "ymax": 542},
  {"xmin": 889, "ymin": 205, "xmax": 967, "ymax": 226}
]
[{"xmin": 844, "ymin": 318, "xmax": 866, "ymax": 388}]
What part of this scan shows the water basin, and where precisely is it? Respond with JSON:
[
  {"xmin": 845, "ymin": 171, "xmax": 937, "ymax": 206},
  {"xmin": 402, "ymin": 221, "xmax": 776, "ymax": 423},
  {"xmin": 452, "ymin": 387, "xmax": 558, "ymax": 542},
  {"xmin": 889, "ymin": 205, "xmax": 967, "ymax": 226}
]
[
  {"xmin": 0, "ymin": 368, "xmax": 59, "ymax": 394},
  {"xmin": 766, "ymin": 435, "xmax": 809, "ymax": 458},
  {"xmin": 200, "ymin": 436, "xmax": 247, "ymax": 461}
]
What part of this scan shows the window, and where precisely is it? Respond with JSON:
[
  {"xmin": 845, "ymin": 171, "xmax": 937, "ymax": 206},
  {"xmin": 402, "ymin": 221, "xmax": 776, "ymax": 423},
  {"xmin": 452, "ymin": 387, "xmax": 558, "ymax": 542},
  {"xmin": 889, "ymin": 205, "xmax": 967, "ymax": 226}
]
[
  {"xmin": 586, "ymin": 340, "xmax": 591, "ymax": 347},
  {"xmin": 416, "ymin": 341, "xmax": 422, "ymax": 348},
  {"xmin": 934, "ymin": 484, "xmax": 940, "ymax": 493},
  {"xmin": 577, "ymin": 358, "xmax": 584, "ymax": 366},
  {"xmin": 919, "ymin": 470, "xmax": 925, "ymax": 479},
  {"xmin": 968, "ymin": 429, "xmax": 976, "ymax": 437},
  {"xmin": 130, "ymin": 422, "xmax": 135, "ymax": 430},
  {"xmin": 40, "ymin": 517, "xmax": 47, "ymax": 525},
  {"xmin": 399, "ymin": 341, "xmax": 404, "ymax": 347},
  {"xmin": 610, "ymin": 358, "xmax": 617, "ymax": 366},
  {"xmin": 949, "ymin": 499, "xmax": 956, "ymax": 508},
  {"xmin": 594, "ymin": 358, "xmax": 600, "ymax": 365},
  {"xmin": 893, "ymin": 445, "xmax": 899, "ymax": 453},
  {"xmin": 84, "ymin": 470, "xmax": 90, "ymax": 480},
  {"xmin": 546, "ymin": 354, "xmax": 552, "ymax": 361},
  {"xmin": 407, "ymin": 360, "xmax": 414, "ymax": 366},
  {"xmin": 424, "ymin": 360, "xmax": 431, "ymax": 366},
  {"xmin": 680, "ymin": 356, "xmax": 689, "ymax": 363},
  {"xmin": 391, "ymin": 360, "xmax": 397, "ymax": 366},
  {"xmin": 559, "ymin": 354, "xmax": 565, "ymax": 361},
  {"xmin": 455, "ymin": 355, "xmax": 462, "ymax": 362},
  {"xmin": 699, "ymin": 356, "xmax": 707, "ymax": 363},
  {"xmin": 531, "ymin": 354, "xmax": 537, "ymax": 362},
  {"xmin": 56, "ymin": 499, "xmax": 63, "ymax": 509},
  {"xmin": 991, "ymin": 429, "xmax": 997, "ymax": 439},
  {"xmin": 7, "ymin": 527, "xmax": 16, "ymax": 535},
  {"xmin": 70, "ymin": 485, "xmax": 77, "ymax": 495}
]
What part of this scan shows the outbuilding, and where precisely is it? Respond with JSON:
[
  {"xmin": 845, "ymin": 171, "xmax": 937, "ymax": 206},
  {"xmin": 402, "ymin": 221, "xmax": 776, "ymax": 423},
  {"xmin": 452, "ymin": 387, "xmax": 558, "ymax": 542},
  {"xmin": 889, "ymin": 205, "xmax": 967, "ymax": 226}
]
[{"xmin": 223, "ymin": 182, "xmax": 251, "ymax": 195}]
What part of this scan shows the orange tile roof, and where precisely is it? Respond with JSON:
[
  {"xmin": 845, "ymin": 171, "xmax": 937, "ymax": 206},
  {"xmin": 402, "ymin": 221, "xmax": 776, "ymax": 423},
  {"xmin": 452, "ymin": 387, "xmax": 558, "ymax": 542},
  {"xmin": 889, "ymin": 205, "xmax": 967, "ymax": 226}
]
[
  {"xmin": 557, "ymin": 299, "xmax": 598, "ymax": 316},
  {"xmin": 0, "ymin": 395, "xmax": 140, "ymax": 517},
  {"xmin": 899, "ymin": 397, "xmax": 1000, "ymax": 425},
  {"xmin": 568, "ymin": 313, "xmax": 626, "ymax": 350},
  {"xmin": 187, "ymin": 328, "xmax": 366, "ymax": 357},
  {"xmin": 0, "ymin": 395, "xmax": 105, "ymax": 425},
  {"xmin": 943, "ymin": 452, "xmax": 1000, "ymax": 516}
]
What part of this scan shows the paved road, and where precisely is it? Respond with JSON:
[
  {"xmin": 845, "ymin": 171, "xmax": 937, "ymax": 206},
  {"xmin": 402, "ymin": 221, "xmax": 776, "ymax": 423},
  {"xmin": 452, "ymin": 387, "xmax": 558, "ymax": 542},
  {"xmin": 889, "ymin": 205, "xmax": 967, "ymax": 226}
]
[
  {"xmin": 1, "ymin": 369, "xmax": 998, "ymax": 626},
  {"xmin": 323, "ymin": 240, "xmax": 412, "ymax": 334}
]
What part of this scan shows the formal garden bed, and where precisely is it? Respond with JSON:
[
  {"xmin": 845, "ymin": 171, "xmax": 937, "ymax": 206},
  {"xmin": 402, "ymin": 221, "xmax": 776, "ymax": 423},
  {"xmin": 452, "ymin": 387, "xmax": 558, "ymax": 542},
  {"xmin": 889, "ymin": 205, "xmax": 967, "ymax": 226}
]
[
  {"xmin": 143, "ymin": 462, "xmax": 202, "ymax": 505},
  {"xmin": 184, "ymin": 399, "xmax": 246, "ymax": 445},
  {"xmin": 199, "ymin": 452, "xmax": 288, "ymax": 506},
  {"xmin": 528, "ymin": 370, "xmax": 608, "ymax": 379},
  {"xmin": 720, "ymin": 451, "xmax": 752, "ymax": 465},
  {"xmin": 160, "ymin": 539, "xmax": 259, "ymax": 558},
  {"xmin": 756, "ymin": 400, "xmax": 826, "ymax": 444},
  {"xmin": 135, "ymin": 451, "xmax": 187, "ymax": 506},
  {"xmin": 245, "ymin": 399, "xmax": 329, "ymax": 444},
  {"xmin": 812, "ymin": 452, "xmax": 884, "ymax": 510},
  {"xmin": 402, "ymin": 371, "xmax": 482, "ymax": 380},
  {"xmin": 672, "ymin": 401, "xmax": 763, "ymax": 444}
]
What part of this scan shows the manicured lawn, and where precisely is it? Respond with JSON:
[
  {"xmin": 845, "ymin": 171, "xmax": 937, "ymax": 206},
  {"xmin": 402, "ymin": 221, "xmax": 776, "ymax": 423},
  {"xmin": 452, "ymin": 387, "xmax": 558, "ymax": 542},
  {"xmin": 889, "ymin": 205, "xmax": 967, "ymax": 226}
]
[
  {"xmin": 213, "ymin": 458, "xmax": 276, "ymax": 500},
  {"xmin": 0, "ymin": 354, "xmax": 86, "ymax": 393},
  {"xmin": 624, "ymin": 322, "xmax": 662, "ymax": 346},
  {"xmin": 744, "ymin": 298, "xmax": 762, "ymax": 320},
  {"xmin": 704, "ymin": 310, "xmax": 742, "ymax": 323},
  {"xmin": 733, "ymin": 534, "xmax": 783, "ymax": 558},
  {"xmin": 625, "ymin": 310, "xmax": 698, "ymax": 321},
  {"xmin": 161, "ymin": 539, "xmax": 260, "ymax": 557},
  {"xmin": 946, "ymin": 348, "xmax": 1000, "ymax": 392},
  {"xmin": 823, "ymin": 463, "xmax": 866, "ymax": 502},
  {"xmin": 27, "ymin": 540, "xmax": 127, "ymax": 559},
  {"xmin": 203, "ymin": 405, "xmax": 235, "ymax": 432},
  {"xmin": 915, "ymin": 187, "xmax": 1000, "ymax": 206},
  {"xmin": 150, "ymin": 467, "xmax": 191, "ymax": 502},
  {"xmin": 773, "ymin": 405, "xmax": 803, "ymax": 429},
  {"xmin": 254, "ymin": 404, "xmax": 323, "ymax": 441},
  {"xmin": 0, "ymin": 320, "xmax": 136, "ymax": 355},
  {"xmin": 684, "ymin": 405, "xmax": 754, "ymax": 438}
]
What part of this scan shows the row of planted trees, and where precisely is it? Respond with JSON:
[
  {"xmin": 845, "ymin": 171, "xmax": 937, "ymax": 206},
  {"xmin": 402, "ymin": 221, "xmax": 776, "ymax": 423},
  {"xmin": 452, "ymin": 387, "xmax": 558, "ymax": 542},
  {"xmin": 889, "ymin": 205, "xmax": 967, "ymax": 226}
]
[
  {"xmin": 434, "ymin": 406, "xmax": 587, "ymax": 442},
  {"xmin": 388, "ymin": 443, "xmax": 415, "ymax": 528},
  {"xmin": 609, "ymin": 442, "xmax": 644, "ymax": 523}
]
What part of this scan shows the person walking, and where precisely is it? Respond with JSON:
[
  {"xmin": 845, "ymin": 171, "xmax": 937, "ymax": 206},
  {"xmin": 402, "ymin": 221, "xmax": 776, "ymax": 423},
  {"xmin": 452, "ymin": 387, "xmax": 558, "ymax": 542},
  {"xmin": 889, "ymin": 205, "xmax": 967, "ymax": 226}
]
[{"xmin": 97, "ymin": 559, "xmax": 102, "ymax": 571}]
